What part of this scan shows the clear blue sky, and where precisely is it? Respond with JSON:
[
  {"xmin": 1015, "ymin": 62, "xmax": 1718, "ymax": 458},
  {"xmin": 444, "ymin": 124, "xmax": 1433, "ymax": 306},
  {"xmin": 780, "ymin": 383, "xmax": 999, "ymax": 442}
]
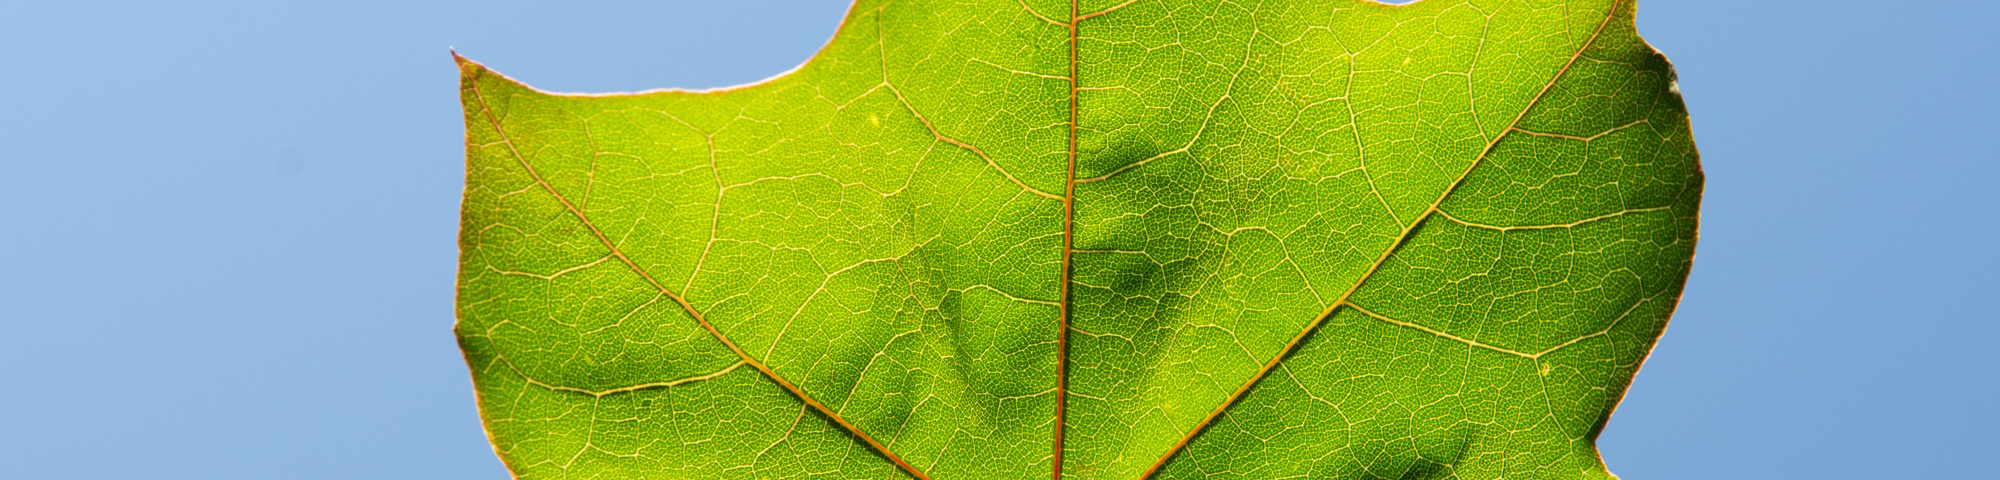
[{"xmin": 1, "ymin": 1, "xmax": 1992, "ymax": 479}]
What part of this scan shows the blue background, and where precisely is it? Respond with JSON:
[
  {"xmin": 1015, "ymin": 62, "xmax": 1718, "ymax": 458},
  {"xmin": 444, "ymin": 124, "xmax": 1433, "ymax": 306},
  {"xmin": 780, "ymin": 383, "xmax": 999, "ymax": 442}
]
[{"xmin": 1, "ymin": 1, "xmax": 1991, "ymax": 478}]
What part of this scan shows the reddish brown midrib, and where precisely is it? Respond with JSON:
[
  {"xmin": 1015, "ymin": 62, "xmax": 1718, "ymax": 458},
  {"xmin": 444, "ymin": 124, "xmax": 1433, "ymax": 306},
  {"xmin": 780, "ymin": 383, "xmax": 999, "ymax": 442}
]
[
  {"xmin": 461, "ymin": 62, "xmax": 934, "ymax": 480},
  {"xmin": 1131, "ymin": 2, "xmax": 1629, "ymax": 478},
  {"xmin": 1053, "ymin": 1, "xmax": 1081, "ymax": 479}
]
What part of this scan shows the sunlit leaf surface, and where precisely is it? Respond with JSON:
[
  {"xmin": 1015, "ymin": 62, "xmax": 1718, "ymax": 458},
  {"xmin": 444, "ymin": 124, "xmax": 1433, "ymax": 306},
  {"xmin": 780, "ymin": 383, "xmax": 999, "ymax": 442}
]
[{"xmin": 454, "ymin": 0, "xmax": 1700, "ymax": 478}]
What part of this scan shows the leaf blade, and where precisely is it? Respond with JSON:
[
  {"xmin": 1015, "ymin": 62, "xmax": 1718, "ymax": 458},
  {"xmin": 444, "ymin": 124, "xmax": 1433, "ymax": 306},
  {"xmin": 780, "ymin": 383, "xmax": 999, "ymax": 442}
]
[{"xmin": 453, "ymin": 0, "xmax": 1700, "ymax": 478}]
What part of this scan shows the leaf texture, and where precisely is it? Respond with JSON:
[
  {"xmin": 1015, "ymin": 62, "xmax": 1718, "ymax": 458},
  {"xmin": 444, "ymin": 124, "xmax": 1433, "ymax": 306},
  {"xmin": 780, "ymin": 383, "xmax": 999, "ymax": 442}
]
[{"xmin": 453, "ymin": 0, "xmax": 1701, "ymax": 478}]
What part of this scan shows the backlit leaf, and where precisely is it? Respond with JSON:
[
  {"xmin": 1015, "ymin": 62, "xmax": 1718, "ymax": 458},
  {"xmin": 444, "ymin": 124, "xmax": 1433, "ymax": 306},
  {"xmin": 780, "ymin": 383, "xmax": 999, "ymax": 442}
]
[{"xmin": 454, "ymin": 0, "xmax": 1700, "ymax": 478}]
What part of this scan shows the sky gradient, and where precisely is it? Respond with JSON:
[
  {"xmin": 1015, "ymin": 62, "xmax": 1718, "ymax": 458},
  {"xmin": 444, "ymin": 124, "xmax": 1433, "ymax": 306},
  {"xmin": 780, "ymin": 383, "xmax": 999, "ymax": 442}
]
[{"xmin": 1, "ymin": 1, "xmax": 1993, "ymax": 478}]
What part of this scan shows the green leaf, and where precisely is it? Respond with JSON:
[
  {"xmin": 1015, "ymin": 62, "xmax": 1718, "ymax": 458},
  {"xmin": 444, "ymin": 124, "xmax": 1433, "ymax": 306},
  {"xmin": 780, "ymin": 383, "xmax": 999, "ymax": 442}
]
[{"xmin": 452, "ymin": 0, "xmax": 1700, "ymax": 478}]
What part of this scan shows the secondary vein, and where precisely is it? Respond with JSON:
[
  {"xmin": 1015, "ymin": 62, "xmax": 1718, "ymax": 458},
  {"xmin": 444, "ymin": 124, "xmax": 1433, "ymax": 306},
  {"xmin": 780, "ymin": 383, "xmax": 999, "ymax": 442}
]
[
  {"xmin": 461, "ymin": 58, "xmax": 935, "ymax": 480},
  {"xmin": 1134, "ymin": 2, "xmax": 1629, "ymax": 477}
]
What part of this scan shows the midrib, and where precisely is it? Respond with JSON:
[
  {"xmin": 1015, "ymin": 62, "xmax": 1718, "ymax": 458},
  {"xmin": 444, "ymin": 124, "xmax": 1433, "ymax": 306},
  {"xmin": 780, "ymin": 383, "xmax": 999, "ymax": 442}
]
[{"xmin": 1051, "ymin": 0, "xmax": 1081, "ymax": 479}]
